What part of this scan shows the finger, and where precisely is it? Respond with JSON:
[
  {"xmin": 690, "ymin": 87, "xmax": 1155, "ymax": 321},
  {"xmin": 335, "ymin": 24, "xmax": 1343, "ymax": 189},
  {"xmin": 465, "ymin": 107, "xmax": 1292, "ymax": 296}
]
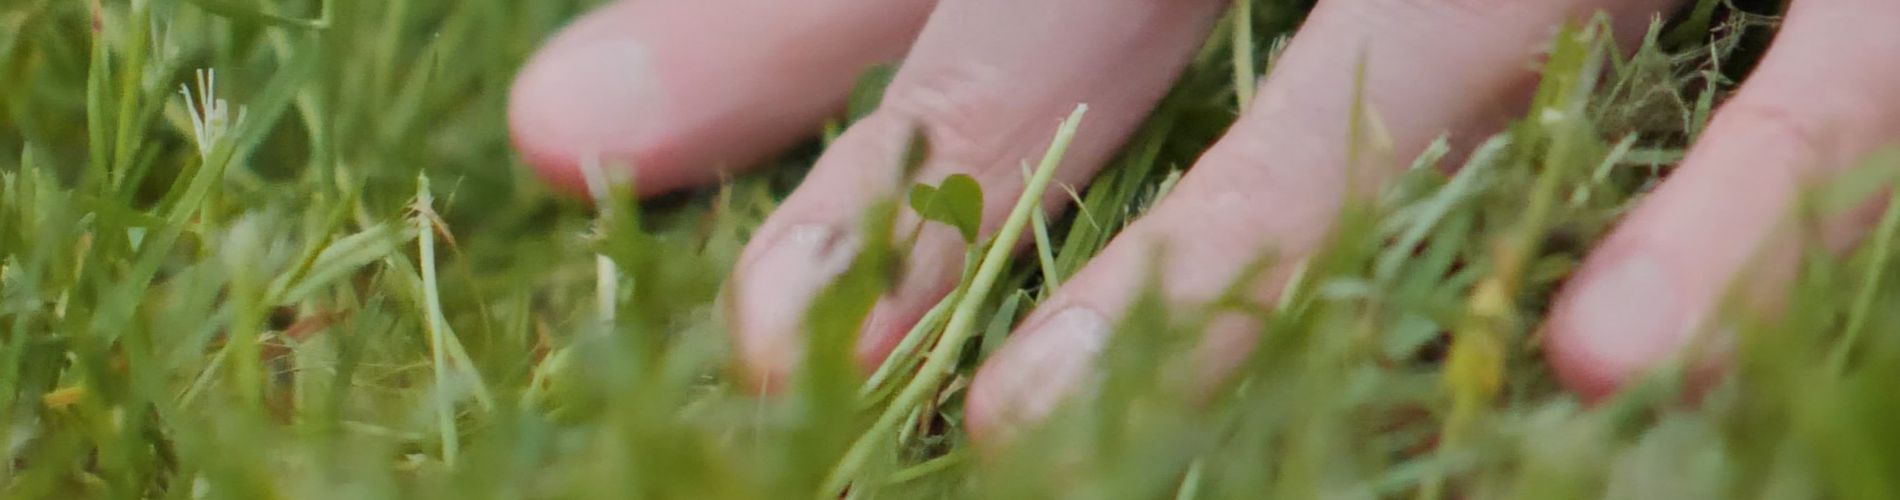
[
  {"xmin": 727, "ymin": 0, "xmax": 1228, "ymax": 391},
  {"xmin": 1545, "ymin": 0, "xmax": 1900, "ymax": 401},
  {"xmin": 966, "ymin": 0, "xmax": 1679, "ymax": 436},
  {"xmin": 508, "ymin": 0, "xmax": 934, "ymax": 197}
]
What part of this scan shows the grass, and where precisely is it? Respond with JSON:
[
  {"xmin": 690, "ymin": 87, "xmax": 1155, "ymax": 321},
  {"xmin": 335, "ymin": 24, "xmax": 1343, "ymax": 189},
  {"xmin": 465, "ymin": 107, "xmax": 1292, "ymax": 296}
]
[{"xmin": 6, "ymin": 0, "xmax": 1900, "ymax": 498}]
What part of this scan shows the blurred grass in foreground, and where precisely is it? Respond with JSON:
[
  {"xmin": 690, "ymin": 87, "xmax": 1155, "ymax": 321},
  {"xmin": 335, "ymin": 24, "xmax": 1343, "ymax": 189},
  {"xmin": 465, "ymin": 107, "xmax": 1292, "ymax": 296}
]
[{"xmin": 7, "ymin": 0, "xmax": 1900, "ymax": 498}]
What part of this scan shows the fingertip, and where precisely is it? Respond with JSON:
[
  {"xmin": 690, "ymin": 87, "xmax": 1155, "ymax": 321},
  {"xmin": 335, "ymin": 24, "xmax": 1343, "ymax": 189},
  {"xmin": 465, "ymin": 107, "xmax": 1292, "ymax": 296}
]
[
  {"xmin": 1544, "ymin": 246, "xmax": 1695, "ymax": 402},
  {"xmin": 962, "ymin": 367, "xmax": 1008, "ymax": 445},
  {"xmin": 1543, "ymin": 321, "xmax": 1637, "ymax": 403},
  {"xmin": 852, "ymin": 304, "xmax": 913, "ymax": 374},
  {"xmin": 508, "ymin": 0, "xmax": 937, "ymax": 199},
  {"xmin": 965, "ymin": 307, "xmax": 1110, "ymax": 445},
  {"xmin": 725, "ymin": 223, "xmax": 862, "ymax": 393},
  {"xmin": 853, "ymin": 232, "xmax": 973, "ymax": 373},
  {"xmin": 508, "ymin": 30, "xmax": 684, "ymax": 196},
  {"xmin": 724, "ymin": 278, "xmax": 797, "ymax": 396},
  {"xmin": 730, "ymin": 349, "xmax": 797, "ymax": 396},
  {"xmin": 964, "ymin": 348, "xmax": 1041, "ymax": 447}
]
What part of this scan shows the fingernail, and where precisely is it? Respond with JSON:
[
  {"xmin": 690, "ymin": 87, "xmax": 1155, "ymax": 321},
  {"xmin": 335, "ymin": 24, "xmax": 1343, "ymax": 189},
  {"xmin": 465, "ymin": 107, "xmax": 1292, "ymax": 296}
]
[
  {"xmin": 972, "ymin": 308, "xmax": 1111, "ymax": 434},
  {"xmin": 509, "ymin": 38, "xmax": 666, "ymax": 178},
  {"xmin": 1566, "ymin": 251, "xmax": 1689, "ymax": 375},
  {"xmin": 732, "ymin": 224, "xmax": 860, "ymax": 385}
]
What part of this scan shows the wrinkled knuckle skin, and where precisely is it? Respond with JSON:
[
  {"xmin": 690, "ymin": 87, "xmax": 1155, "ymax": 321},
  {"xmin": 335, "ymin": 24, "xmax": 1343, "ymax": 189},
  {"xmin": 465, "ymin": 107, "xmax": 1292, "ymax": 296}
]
[
  {"xmin": 876, "ymin": 62, "xmax": 1018, "ymax": 174},
  {"xmin": 1715, "ymin": 98, "xmax": 1833, "ymax": 166},
  {"xmin": 1169, "ymin": 136, "xmax": 1341, "ymax": 242},
  {"xmin": 1348, "ymin": 0, "xmax": 1524, "ymax": 15},
  {"xmin": 1708, "ymin": 86, "xmax": 1900, "ymax": 177},
  {"xmin": 1196, "ymin": 128, "xmax": 1339, "ymax": 200},
  {"xmin": 1332, "ymin": 0, "xmax": 1577, "ymax": 20}
]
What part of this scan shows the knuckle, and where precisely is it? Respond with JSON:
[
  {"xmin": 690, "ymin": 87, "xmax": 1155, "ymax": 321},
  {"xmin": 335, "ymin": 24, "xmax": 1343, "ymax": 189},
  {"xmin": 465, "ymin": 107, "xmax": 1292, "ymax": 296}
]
[
  {"xmin": 1197, "ymin": 128, "xmax": 1336, "ymax": 198},
  {"xmin": 1342, "ymin": 0, "xmax": 1523, "ymax": 15},
  {"xmin": 1173, "ymin": 136, "xmax": 1342, "ymax": 238},
  {"xmin": 1716, "ymin": 98, "xmax": 1828, "ymax": 156},
  {"xmin": 875, "ymin": 62, "xmax": 1016, "ymax": 173},
  {"xmin": 1709, "ymin": 93, "xmax": 1870, "ymax": 173},
  {"xmin": 1328, "ymin": 0, "xmax": 1566, "ymax": 21}
]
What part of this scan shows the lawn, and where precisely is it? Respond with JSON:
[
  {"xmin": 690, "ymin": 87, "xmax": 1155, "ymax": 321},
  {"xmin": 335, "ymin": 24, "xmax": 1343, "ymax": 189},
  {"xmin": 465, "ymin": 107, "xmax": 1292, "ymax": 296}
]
[{"xmin": 5, "ymin": 0, "xmax": 1900, "ymax": 498}]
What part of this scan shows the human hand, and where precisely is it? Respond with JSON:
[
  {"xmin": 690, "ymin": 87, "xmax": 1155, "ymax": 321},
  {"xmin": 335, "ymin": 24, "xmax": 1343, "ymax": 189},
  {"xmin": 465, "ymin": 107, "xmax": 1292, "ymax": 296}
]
[{"xmin": 507, "ymin": 0, "xmax": 1900, "ymax": 440}]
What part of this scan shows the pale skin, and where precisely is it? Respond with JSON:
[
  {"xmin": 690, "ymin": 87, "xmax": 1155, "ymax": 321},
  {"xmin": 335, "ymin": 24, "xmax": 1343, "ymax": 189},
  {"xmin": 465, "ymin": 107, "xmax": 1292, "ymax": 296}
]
[{"xmin": 508, "ymin": 0, "xmax": 1900, "ymax": 441}]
